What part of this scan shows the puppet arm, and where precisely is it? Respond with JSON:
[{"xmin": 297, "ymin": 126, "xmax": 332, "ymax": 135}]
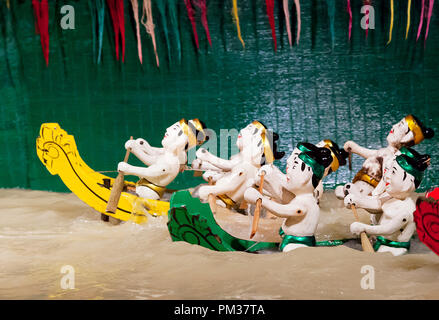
[
  {"xmin": 244, "ymin": 188, "xmax": 307, "ymax": 218},
  {"xmin": 344, "ymin": 141, "xmax": 378, "ymax": 159},
  {"xmin": 196, "ymin": 148, "xmax": 241, "ymax": 170}
]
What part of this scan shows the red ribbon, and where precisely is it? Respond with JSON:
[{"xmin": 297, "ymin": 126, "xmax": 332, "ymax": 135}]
[
  {"xmin": 193, "ymin": 0, "xmax": 212, "ymax": 47},
  {"xmin": 265, "ymin": 0, "xmax": 277, "ymax": 51},
  {"xmin": 106, "ymin": 0, "xmax": 125, "ymax": 62},
  {"xmin": 184, "ymin": 0, "xmax": 199, "ymax": 49},
  {"xmin": 32, "ymin": 0, "xmax": 49, "ymax": 66}
]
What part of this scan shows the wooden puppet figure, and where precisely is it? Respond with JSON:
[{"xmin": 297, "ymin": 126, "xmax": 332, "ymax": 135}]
[
  {"xmin": 117, "ymin": 119, "xmax": 207, "ymax": 200},
  {"xmin": 192, "ymin": 121, "xmax": 284, "ymax": 185},
  {"xmin": 336, "ymin": 115, "xmax": 434, "ymax": 201},
  {"xmin": 194, "ymin": 121, "xmax": 284, "ymax": 210},
  {"xmin": 344, "ymin": 147, "xmax": 431, "ymax": 256},
  {"xmin": 244, "ymin": 144, "xmax": 333, "ymax": 252},
  {"xmin": 259, "ymin": 140, "xmax": 348, "ymax": 204}
]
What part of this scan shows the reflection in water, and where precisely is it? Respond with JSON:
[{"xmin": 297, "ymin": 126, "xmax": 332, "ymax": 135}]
[{"xmin": 0, "ymin": 189, "xmax": 438, "ymax": 300}]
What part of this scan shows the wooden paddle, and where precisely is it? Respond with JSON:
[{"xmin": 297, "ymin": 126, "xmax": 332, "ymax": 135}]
[
  {"xmin": 351, "ymin": 204, "xmax": 374, "ymax": 252},
  {"xmin": 348, "ymin": 150, "xmax": 352, "ymax": 171},
  {"xmin": 250, "ymin": 172, "xmax": 265, "ymax": 239},
  {"xmin": 106, "ymin": 137, "xmax": 133, "ymax": 214}
]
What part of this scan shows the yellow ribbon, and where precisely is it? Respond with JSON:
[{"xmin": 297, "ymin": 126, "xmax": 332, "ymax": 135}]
[
  {"xmin": 405, "ymin": 115, "xmax": 425, "ymax": 145},
  {"xmin": 406, "ymin": 0, "xmax": 411, "ymax": 39},
  {"xmin": 232, "ymin": 0, "xmax": 245, "ymax": 48},
  {"xmin": 387, "ymin": 0, "xmax": 394, "ymax": 45}
]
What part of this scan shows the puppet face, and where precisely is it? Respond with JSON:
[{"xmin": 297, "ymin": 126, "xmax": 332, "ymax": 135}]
[
  {"xmin": 241, "ymin": 133, "xmax": 264, "ymax": 166},
  {"xmin": 236, "ymin": 123, "xmax": 263, "ymax": 150},
  {"xmin": 286, "ymin": 147, "xmax": 302, "ymax": 173},
  {"xmin": 386, "ymin": 117, "xmax": 414, "ymax": 146},
  {"xmin": 161, "ymin": 122, "xmax": 188, "ymax": 152},
  {"xmin": 285, "ymin": 155, "xmax": 314, "ymax": 192},
  {"xmin": 384, "ymin": 159, "xmax": 416, "ymax": 197}
]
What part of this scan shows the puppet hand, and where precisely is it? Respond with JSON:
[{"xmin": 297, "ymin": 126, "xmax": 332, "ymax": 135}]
[
  {"xmin": 196, "ymin": 148, "xmax": 210, "ymax": 161},
  {"xmin": 344, "ymin": 194, "xmax": 357, "ymax": 209},
  {"xmin": 258, "ymin": 164, "xmax": 273, "ymax": 177},
  {"xmin": 343, "ymin": 183, "xmax": 354, "ymax": 196},
  {"xmin": 198, "ymin": 186, "xmax": 213, "ymax": 200},
  {"xmin": 244, "ymin": 188, "xmax": 262, "ymax": 204},
  {"xmin": 343, "ymin": 141, "xmax": 356, "ymax": 153},
  {"xmin": 191, "ymin": 158, "xmax": 203, "ymax": 170},
  {"xmin": 350, "ymin": 222, "xmax": 366, "ymax": 235},
  {"xmin": 118, "ymin": 162, "xmax": 131, "ymax": 174},
  {"xmin": 125, "ymin": 139, "xmax": 137, "ymax": 150}
]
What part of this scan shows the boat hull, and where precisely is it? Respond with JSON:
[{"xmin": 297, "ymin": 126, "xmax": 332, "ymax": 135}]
[{"xmin": 36, "ymin": 123, "xmax": 170, "ymax": 223}]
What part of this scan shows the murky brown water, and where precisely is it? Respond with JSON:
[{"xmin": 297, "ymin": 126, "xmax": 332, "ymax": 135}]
[{"xmin": 1, "ymin": 189, "xmax": 438, "ymax": 300}]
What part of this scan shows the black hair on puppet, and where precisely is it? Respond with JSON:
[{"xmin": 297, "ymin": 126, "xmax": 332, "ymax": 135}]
[
  {"xmin": 324, "ymin": 140, "xmax": 349, "ymax": 174},
  {"xmin": 412, "ymin": 115, "xmax": 435, "ymax": 140},
  {"xmin": 300, "ymin": 147, "xmax": 333, "ymax": 188},
  {"xmin": 254, "ymin": 121, "xmax": 285, "ymax": 165}
]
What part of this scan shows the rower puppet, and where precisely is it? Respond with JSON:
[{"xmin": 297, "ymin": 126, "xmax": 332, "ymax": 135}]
[
  {"xmin": 344, "ymin": 147, "xmax": 431, "ymax": 256},
  {"xmin": 257, "ymin": 140, "xmax": 348, "ymax": 204},
  {"xmin": 194, "ymin": 121, "xmax": 284, "ymax": 210},
  {"xmin": 336, "ymin": 115, "xmax": 434, "ymax": 200},
  {"xmin": 244, "ymin": 144, "xmax": 333, "ymax": 252},
  {"xmin": 117, "ymin": 119, "xmax": 207, "ymax": 200}
]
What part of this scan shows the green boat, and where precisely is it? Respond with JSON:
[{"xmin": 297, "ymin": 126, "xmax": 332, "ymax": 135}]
[{"xmin": 167, "ymin": 191, "xmax": 348, "ymax": 253}]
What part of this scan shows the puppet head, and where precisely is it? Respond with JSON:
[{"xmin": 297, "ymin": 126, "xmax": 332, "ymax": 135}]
[
  {"xmin": 386, "ymin": 115, "xmax": 434, "ymax": 148},
  {"xmin": 237, "ymin": 121, "xmax": 284, "ymax": 165},
  {"xmin": 286, "ymin": 143, "xmax": 333, "ymax": 193},
  {"xmin": 384, "ymin": 147, "xmax": 431, "ymax": 197},
  {"xmin": 161, "ymin": 118, "xmax": 207, "ymax": 153}
]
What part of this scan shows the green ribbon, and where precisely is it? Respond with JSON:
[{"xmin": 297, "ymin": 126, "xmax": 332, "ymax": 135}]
[
  {"xmin": 279, "ymin": 228, "xmax": 316, "ymax": 251},
  {"xmin": 373, "ymin": 236, "xmax": 411, "ymax": 251},
  {"xmin": 297, "ymin": 142, "xmax": 311, "ymax": 153},
  {"xmin": 399, "ymin": 147, "xmax": 415, "ymax": 159},
  {"xmin": 298, "ymin": 152, "xmax": 325, "ymax": 180}
]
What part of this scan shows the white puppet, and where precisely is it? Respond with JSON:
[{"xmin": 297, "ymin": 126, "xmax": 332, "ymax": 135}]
[
  {"xmin": 344, "ymin": 147, "xmax": 431, "ymax": 256},
  {"xmin": 117, "ymin": 119, "xmax": 207, "ymax": 200},
  {"xmin": 244, "ymin": 144, "xmax": 333, "ymax": 252},
  {"xmin": 192, "ymin": 121, "xmax": 284, "ymax": 184},
  {"xmin": 335, "ymin": 115, "xmax": 434, "ymax": 200},
  {"xmin": 258, "ymin": 140, "xmax": 348, "ymax": 204},
  {"xmin": 194, "ymin": 121, "xmax": 284, "ymax": 210}
]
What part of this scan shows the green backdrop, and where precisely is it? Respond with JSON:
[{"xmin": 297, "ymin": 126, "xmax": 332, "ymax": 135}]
[{"xmin": 0, "ymin": 0, "xmax": 438, "ymax": 192}]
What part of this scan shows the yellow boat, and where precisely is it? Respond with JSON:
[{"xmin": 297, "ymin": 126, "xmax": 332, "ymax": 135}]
[{"xmin": 36, "ymin": 123, "xmax": 170, "ymax": 224}]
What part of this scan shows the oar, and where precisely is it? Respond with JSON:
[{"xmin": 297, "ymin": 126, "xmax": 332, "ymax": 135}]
[
  {"xmin": 250, "ymin": 172, "xmax": 265, "ymax": 239},
  {"xmin": 351, "ymin": 204, "xmax": 374, "ymax": 252},
  {"xmin": 106, "ymin": 136, "xmax": 133, "ymax": 214},
  {"xmin": 348, "ymin": 150, "xmax": 352, "ymax": 171}
]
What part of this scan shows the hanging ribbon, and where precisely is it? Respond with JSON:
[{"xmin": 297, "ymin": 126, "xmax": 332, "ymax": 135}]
[
  {"xmin": 168, "ymin": 0, "xmax": 181, "ymax": 62},
  {"xmin": 364, "ymin": 0, "xmax": 371, "ymax": 38},
  {"xmin": 347, "ymin": 0, "xmax": 352, "ymax": 40},
  {"xmin": 283, "ymin": 0, "xmax": 292, "ymax": 47},
  {"xmin": 232, "ymin": 0, "xmax": 245, "ymax": 48},
  {"xmin": 424, "ymin": 0, "xmax": 435, "ymax": 41},
  {"xmin": 130, "ymin": 0, "xmax": 143, "ymax": 64},
  {"xmin": 141, "ymin": 0, "xmax": 159, "ymax": 67},
  {"xmin": 89, "ymin": 0, "xmax": 105, "ymax": 64},
  {"xmin": 184, "ymin": 0, "xmax": 199, "ymax": 50},
  {"xmin": 326, "ymin": 0, "xmax": 335, "ymax": 49},
  {"xmin": 387, "ymin": 0, "xmax": 394, "ymax": 44},
  {"xmin": 156, "ymin": 0, "xmax": 172, "ymax": 62},
  {"xmin": 265, "ymin": 0, "xmax": 277, "ymax": 51},
  {"xmin": 406, "ymin": 0, "xmax": 411, "ymax": 39},
  {"xmin": 193, "ymin": 0, "xmax": 212, "ymax": 47},
  {"xmin": 294, "ymin": 0, "xmax": 301, "ymax": 44},
  {"xmin": 32, "ymin": 0, "xmax": 49, "ymax": 66},
  {"xmin": 106, "ymin": 0, "xmax": 125, "ymax": 62},
  {"xmin": 417, "ymin": 0, "xmax": 425, "ymax": 41}
]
